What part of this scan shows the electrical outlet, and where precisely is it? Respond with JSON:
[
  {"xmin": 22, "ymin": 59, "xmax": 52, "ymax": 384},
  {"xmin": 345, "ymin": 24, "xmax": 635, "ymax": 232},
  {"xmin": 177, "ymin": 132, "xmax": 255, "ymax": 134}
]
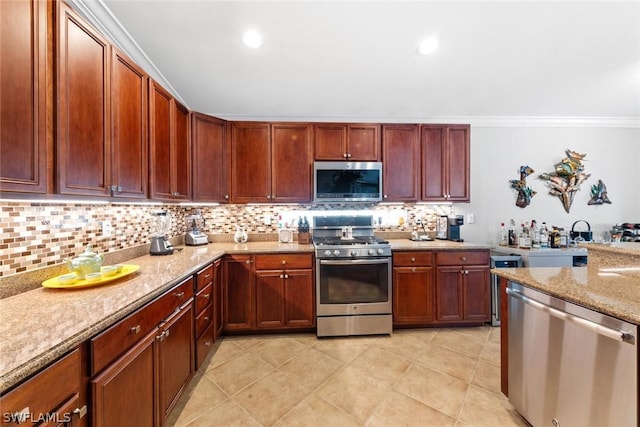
[
  {"xmin": 102, "ymin": 221, "xmax": 112, "ymax": 237},
  {"xmin": 264, "ymin": 215, "xmax": 272, "ymax": 225},
  {"xmin": 466, "ymin": 214, "xmax": 475, "ymax": 224}
]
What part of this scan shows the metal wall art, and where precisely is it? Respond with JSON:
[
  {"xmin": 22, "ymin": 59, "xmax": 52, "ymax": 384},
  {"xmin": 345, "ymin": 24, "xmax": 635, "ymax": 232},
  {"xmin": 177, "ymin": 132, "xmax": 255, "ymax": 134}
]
[
  {"xmin": 539, "ymin": 149, "xmax": 590, "ymax": 213},
  {"xmin": 588, "ymin": 179, "xmax": 612, "ymax": 205},
  {"xmin": 509, "ymin": 165, "xmax": 536, "ymax": 208}
]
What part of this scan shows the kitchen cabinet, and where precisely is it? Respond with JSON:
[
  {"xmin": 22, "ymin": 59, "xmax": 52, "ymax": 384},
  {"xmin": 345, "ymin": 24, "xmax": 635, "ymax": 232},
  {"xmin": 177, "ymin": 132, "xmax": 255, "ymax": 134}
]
[
  {"xmin": 110, "ymin": 47, "xmax": 148, "ymax": 198},
  {"xmin": 90, "ymin": 277, "xmax": 194, "ymax": 427},
  {"xmin": 392, "ymin": 251, "xmax": 435, "ymax": 325},
  {"xmin": 56, "ymin": 1, "xmax": 111, "ymax": 196},
  {"xmin": 314, "ymin": 123, "xmax": 380, "ymax": 161},
  {"xmin": 194, "ymin": 263, "xmax": 214, "ymax": 370},
  {"xmin": 213, "ymin": 259, "xmax": 224, "ymax": 339},
  {"xmin": 421, "ymin": 124, "xmax": 470, "ymax": 202},
  {"xmin": 230, "ymin": 122, "xmax": 312, "ymax": 203},
  {"xmin": 149, "ymin": 79, "xmax": 191, "ymax": 201},
  {"xmin": 0, "ymin": 0, "xmax": 48, "ymax": 194},
  {"xmin": 0, "ymin": 347, "xmax": 87, "ymax": 427},
  {"xmin": 434, "ymin": 250, "xmax": 490, "ymax": 323},
  {"xmin": 382, "ymin": 124, "xmax": 420, "ymax": 202},
  {"xmin": 223, "ymin": 253, "xmax": 314, "ymax": 332},
  {"xmin": 191, "ymin": 113, "xmax": 229, "ymax": 202}
]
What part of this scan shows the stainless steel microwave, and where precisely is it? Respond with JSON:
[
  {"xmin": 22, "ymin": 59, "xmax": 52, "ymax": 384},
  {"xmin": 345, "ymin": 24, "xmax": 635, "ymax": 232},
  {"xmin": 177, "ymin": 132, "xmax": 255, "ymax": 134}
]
[{"xmin": 313, "ymin": 161, "xmax": 383, "ymax": 202}]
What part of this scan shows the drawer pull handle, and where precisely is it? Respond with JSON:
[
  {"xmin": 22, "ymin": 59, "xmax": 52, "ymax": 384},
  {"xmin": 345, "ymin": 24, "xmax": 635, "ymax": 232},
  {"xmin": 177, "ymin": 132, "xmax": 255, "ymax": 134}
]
[
  {"xmin": 204, "ymin": 317, "xmax": 209, "ymax": 322},
  {"xmin": 174, "ymin": 291, "xmax": 185, "ymax": 298},
  {"xmin": 411, "ymin": 258, "xmax": 416, "ymax": 262},
  {"xmin": 205, "ymin": 341, "xmax": 212, "ymax": 347},
  {"xmin": 204, "ymin": 273, "xmax": 211, "ymax": 279},
  {"xmin": 130, "ymin": 325, "xmax": 141, "ymax": 334},
  {"xmin": 203, "ymin": 293, "xmax": 210, "ymax": 299},
  {"xmin": 73, "ymin": 405, "xmax": 87, "ymax": 419},
  {"xmin": 461, "ymin": 256, "xmax": 467, "ymax": 261}
]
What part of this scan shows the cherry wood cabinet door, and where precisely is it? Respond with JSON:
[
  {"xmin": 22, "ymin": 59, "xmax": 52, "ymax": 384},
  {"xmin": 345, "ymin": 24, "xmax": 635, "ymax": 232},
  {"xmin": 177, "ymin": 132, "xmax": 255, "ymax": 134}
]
[
  {"xmin": 92, "ymin": 330, "xmax": 158, "ymax": 427},
  {"xmin": 421, "ymin": 125, "xmax": 446, "ymax": 201},
  {"xmin": 382, "ymin": 124, "xmax": 420, "ymax": 202},
  {"xmin": 435, "ymin": 266, "xmax": 464, "ymax": 322},
  {"xmin": 445, "ymin": 125, "xmax": 470, "ymax": 201},
  {"xmin": 421, "ymin": 124, "xmax": 470, "ymax": 201},
  {"xmin": 230, "ymin": 122, "xmax": 270, "ymax": 203},
  {"xmin": 347, "ymin": 124, "xmax": 380, "ymax": 161},
  {"xmin": 0, "ymin": 0, "xmax": 48, "ymax": 194},
  {"xmin": 149, "ymin": 80, "xmax": 173, "ymax": 200},
  {"xmin": 255, "ymin": 270, "xmax": 286, "ymax": 329},
  {"xmin": 393, "ymin": 266, "xmax": 434, "ymax": 325},
  {"xmin": 462, "ymin": 266, "xmax": 490, "ymax": 321},
  {"xmin": 314, "ymin": 124, "xmax": 346, "ymax": 160},
  {"xmin": 56, "ymin": 2, "xmax": 110, "ymax": 196},
  {"xmin": 213, "ymin": 259, "xmax": 224, "ymax": 338},
  {"xmin": 284, "ymin": 269, "xmax": 315, "ymax": 328},
  {"xmin": 111, "ymin": 48, "xmax": 148, "ymax": 199},
  {"xmin": 192, "ymin": 113, "xmax": 229, "ymax": 202},
  {"xmin": 159, "ymin": 303, "xmax": 194, "ymax": 424},
  {"xmin": 223, "ymin": 255, "xmax": 254, "ymax": 331},
  {"xmin": 172, "ymin": 101, "xmax": 191, "ymax": 201},
  {"xmin": 271, "ymin": 123, "xmax": 313, "ymax": 203}
]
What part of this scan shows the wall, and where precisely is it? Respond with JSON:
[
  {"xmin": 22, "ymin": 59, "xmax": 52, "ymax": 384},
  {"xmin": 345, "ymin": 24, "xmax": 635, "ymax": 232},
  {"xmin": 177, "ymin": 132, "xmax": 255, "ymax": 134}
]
[{"xmin": 455, "ymin": 126, "xmax": 640, "ymax": 245}]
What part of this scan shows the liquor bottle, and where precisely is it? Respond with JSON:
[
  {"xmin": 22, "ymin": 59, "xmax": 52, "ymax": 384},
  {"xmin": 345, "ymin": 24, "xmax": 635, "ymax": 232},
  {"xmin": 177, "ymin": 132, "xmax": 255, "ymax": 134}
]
[
  {"xmin": 498, "ymin": 223, "xmax": 508, "ymax": 246},
  {"xmin": 508, "ymin": 220, "xmax": 517, "ymax": 246},
  {"xmin": 539, "ymin": 222, "xmax": 549, "ymax": 248},
  {"xmin": 531, "ymin": 220, "xmax": 540, "ymax": 248}
]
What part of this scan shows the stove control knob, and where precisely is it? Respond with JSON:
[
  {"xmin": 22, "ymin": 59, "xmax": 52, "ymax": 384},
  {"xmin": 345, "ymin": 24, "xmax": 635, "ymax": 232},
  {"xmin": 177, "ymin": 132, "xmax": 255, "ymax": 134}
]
[
  {"xmin": 324, "ymin": 250, "xmax": 332, "ymax": 257},
  {"xmin": 377, "ymin": 248, "xmax": 385, "ymax": 255},
  {"xmin": 349, "ymin": 250, "xmax": 358, "ymax": 257},
  {"xmin": 333, "ymin": 250, "xmax": 341, "ymax": 256},
  {"xmin": 368, "ymin": 249, "xmax": 376, "ymax": 255}
]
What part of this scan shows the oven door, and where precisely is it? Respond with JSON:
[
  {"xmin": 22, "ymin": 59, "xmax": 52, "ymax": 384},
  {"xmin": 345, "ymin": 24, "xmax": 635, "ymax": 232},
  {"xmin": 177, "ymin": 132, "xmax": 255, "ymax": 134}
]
[{"xmin": 316, "ymin": 258, "xmax": 392, "ymax": 316}]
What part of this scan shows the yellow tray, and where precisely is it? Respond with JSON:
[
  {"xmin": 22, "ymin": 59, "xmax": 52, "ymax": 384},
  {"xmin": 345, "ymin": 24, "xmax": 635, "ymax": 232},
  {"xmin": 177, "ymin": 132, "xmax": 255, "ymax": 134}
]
[{"xmin": 42, "ymin": 264, "xmax": 140, "ymax": 289}]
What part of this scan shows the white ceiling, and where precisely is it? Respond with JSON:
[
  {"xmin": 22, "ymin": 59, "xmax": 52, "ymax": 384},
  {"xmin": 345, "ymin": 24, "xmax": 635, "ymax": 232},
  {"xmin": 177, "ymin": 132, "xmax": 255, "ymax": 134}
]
[{"xmin": 86, "ymin": 1, "xmax": 640, "ymax": 124}]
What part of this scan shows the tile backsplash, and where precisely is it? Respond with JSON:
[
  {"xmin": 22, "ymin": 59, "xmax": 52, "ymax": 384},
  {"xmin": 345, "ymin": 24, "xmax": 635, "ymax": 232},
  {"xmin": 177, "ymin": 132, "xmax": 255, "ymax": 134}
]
[{"xmin": 0, "ymin": 201, "xmax": 453, "ymax": 277}]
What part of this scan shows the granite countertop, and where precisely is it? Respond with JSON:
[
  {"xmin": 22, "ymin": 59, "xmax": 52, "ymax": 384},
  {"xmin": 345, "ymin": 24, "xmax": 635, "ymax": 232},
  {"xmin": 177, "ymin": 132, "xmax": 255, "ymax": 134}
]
[
  {"xmin": 0, "ymin": 241, "xmax": 315, "ymax": 393},
  {"xmin": 388, "ymin": 239, "xmax": 493, "ymax": 251}
]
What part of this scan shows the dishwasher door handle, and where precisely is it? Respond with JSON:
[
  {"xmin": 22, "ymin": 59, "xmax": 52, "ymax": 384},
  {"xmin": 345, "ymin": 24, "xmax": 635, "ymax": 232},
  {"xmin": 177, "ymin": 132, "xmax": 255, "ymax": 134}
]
[{"xmin": 506, "ymin": 288, "xmax": 635, "ymax": 344}]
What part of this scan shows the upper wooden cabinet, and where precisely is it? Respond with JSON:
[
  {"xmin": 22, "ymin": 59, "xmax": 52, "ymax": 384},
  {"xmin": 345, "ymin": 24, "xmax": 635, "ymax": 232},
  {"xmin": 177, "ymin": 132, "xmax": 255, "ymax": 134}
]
[
  {"xmin": 314, "ymin": 123, "xmax": 380, "ymax": 161},
  {"xmin": 421, "ymin": 124, "xmax": 470, "ymax": 202},
  {"xmin": 191, "ymin": 113, "xmax": 229, "ymax": 202},
  {"xmin": 0, "ymin": 0, "xmax": 48, "ymax": 194},
  {"xmin": 149, "ymin": 80, "xmax": 191, "ymax": 201},
  {"xmin": 56, "ymin": 1, "xmax": 111, "ymax": 196},
  {"xmin": 382, "ymin": 124, "xmax": 420, "ymax": 202},
  {"xmin": 111, "ymin": 47, "xmax": 148, "ymax": 198},
  {"xmin": 230, "ymin": 122, "xmax": 312, "ymax": 203}
]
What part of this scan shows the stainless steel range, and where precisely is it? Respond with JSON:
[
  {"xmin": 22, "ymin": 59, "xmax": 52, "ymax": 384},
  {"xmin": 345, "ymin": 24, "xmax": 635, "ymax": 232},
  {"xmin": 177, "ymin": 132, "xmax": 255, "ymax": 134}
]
[{"xmin": 313, "ymin": 215, "xmax": 392, "ymax": 337}]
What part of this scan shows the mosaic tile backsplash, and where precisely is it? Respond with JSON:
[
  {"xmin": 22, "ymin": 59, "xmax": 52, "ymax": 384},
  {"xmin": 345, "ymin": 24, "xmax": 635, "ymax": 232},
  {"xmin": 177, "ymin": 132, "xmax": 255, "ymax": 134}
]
[{"xmin": 0, "ymin": 201, "xmax": 453, "ymax": 277}]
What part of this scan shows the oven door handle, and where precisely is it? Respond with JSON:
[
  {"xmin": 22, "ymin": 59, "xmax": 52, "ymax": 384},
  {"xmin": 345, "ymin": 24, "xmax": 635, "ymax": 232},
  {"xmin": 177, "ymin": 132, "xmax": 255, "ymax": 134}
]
[{"xmin": 319, "ymin": 258, "xmax": 390, "ymax": 266}]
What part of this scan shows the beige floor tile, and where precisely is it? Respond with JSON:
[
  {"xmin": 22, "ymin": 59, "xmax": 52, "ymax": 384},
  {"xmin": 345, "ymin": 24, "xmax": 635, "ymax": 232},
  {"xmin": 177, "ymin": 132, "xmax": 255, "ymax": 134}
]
[
  {"xmin": 206, "ymin": 352, "xmax": 275, "ymax": 395},
  {"xmin": 313, "ymin": 337, "xmax": 371, "ymax": 363},
  {"xmin": 248, "ymin": 336, "xmax": 310, "ymax": 367},
  {"xmin": 233, "ymin": 370, "xmax": 311, "ymax": 426},
  {"xmin": 166, "ymin": 374, "xmax": 228, "ymax": 426},
  {"xmin": 315, "ymin": 365, "xmax": 393, "ymax": 423},
  {"xmin": 457, "ymin": 385, "xmax": 530, "ymax": 427},
  {"xmin": 395, "ymin": 363, "xmax": 469, "ymax": 418},
  {"xmin": 431, "ymin": 330, "xmax": 485, "ymax": 359},
  {"xmin": 183, "ymin": 399, "xmax": 261, "ymax": 427},
  {"xmin": 204, "ymin": 339, "xmax": 246, "ymax": 371},
  {"xmin": 226, "ymin": 335, "xmax": 272, "ymax": 350},
  {"xmin": 366, "ymin": 390, "xmax": 456, "ymax": 427},
  {"xmin": 415, "ymin": 344, "xmax": 479, "ymax": 383},
  {"xmin": 471, "ymin": 360, "xmax": 502, "ymax": 395},
  {"xmin": 274, "ymin": 395, "xmax": 360, "ymax": 427},
  {"xmin": 372, "ymin": 330, "xmax": 433, "ymax": 360},
  {"xmin": 349, "ymin": 346, "xmax": 412, "ymax": 386},
  {"xmin": 278, "ymin": 347, "xmax": 344, "ymax": 391},
  {"xmin": 479, "ymin": 338, "xmax": 501, "ymax": 364},
  {"xmin": 452, "ymin": 326, "xmax": 493, "ymax": 342}
]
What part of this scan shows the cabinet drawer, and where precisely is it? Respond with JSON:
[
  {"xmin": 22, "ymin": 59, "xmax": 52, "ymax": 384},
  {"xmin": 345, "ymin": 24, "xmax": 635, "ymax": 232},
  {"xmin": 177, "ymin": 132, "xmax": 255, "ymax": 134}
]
[
  {"xmin": 436, "ymin": 251, "xmax": 489, "ymax": 266},
  {"xmin": 254, "ymin": 253, "xmax": 313, "ymax": 270},
  {"xmin": 1, "ymin": 348, "xmax": 81, "ymax": 426},
  {"xmin": 393, "ymin": 251, "xmax": 433, "ymax": 266},
  {"xmin": 196, "ymin": 264, "xmax": 214, "ymax": 292},
  {"xmin": 195, "ymin": 283, "xmax": 213, "ymax": 314},
  {"xmin": 195, "ymin": 324, "xmax": 214, "ymax": 370},
  {"xmin": 195, "ymin": 305, "xmax": 213, "ymax": 337},
  {"xmin": 90, "ymin": 276, "xmax": 194, "ymax": 375}
]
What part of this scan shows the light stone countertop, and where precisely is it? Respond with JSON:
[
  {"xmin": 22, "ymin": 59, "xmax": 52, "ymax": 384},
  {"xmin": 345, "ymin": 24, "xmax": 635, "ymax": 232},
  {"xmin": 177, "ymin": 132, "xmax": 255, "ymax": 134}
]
[{"xmin": 388, "ymin": 239, "xmax": 493, "ymax": 251}]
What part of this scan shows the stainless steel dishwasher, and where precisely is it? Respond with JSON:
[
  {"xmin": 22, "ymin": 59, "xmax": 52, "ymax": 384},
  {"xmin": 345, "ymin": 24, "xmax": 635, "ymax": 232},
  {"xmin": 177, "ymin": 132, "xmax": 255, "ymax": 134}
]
[{"xmin": 507, "ymin": 282, "xmax": 637, "ymax": 427}]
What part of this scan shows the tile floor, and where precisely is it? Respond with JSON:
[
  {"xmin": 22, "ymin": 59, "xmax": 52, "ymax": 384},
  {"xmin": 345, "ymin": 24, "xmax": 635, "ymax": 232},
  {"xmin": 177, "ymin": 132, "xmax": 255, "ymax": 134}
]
[{"xmin": 165, "ymin": 326, "xmax": 530, "ymax": 427}]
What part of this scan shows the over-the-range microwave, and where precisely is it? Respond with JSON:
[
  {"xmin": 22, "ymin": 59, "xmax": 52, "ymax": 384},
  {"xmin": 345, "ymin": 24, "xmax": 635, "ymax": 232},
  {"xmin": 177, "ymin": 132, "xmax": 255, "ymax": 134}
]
[{"xmin": 313, "ymin": 161, "xmax": 383, "ymax": 203}]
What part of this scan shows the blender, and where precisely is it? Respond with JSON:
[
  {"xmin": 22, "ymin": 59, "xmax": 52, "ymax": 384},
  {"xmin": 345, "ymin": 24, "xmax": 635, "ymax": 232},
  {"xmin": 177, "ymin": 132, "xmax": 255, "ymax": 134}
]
[
  {"xmin": 150, "ymin": 211, "xmax": 174, "ymax": 255},
  {"xmin": 185, "ymin": 209, "xmax": 208, "ymax": 246}
]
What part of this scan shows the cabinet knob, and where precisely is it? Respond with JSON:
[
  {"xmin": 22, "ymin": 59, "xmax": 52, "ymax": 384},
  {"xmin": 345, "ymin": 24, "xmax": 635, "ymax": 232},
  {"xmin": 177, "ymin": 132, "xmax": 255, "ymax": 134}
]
[
  {"xmin": 72, "ymin": 405, "xmax": 88, "ymax": 419},
  {"xmin": 174, "ymin": 291, "xmax": 185, "ymax": 298},
  {"xmin": 281, "ymin": 260, "xmax": 286, "ymax": 265},
  {"xmin": 343, "ymin": 153, "xmax": 348, "ymax": 158},
  {"xmin": 347, "ymin": 153, "xmax": 352, "ymax": 158},
  {"xmin": 411, "ymin": 257, "xmax": 416, "ymax": 262},
  {"xmin": 203, "ymin": 293, "xmax": 210, "ymax": 299},
  {"xmin": 205, "ymin": 341, "xmax": 212, "ymax": 347},
  {"xmin": 130, "ymin": 325, "xmax": 141, "ymax": 334},
  {"xmin": 461, "ymin": 256, "xmax": 467, "ymax": 261},
  {"xmin": 204, "ymin": 273, "xmax": 211, "ymax": 279},
  {"xmin": 204, "ymin": 316, "xmax": 209, "ymax": 322},
  {"xmin": 225, "ymin": 195, "xmax": 229, "ymax": 200},
  {"xmin": 284, "ymin": 274, "xmax": 289, "ymax": 279}
]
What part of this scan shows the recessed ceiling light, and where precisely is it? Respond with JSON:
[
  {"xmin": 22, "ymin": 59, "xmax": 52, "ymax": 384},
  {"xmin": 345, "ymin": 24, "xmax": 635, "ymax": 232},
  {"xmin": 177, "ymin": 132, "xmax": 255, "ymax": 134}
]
[
  {"xmin": 417, "ymin": 36, "xmax": 438, "ymax": 55},
  {"xmin": 242, "ymin": 29, "xmax": 262, "ymax": 49}
]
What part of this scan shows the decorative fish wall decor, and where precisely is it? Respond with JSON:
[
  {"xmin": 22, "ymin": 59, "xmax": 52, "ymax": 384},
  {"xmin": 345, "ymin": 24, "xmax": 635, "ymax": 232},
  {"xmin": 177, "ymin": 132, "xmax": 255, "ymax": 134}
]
[
  {"xmin": 539, "ymin": 149, "xmax": 590, "ymax": 213},
  {"xmin": 509, "ymin": 165, "xmax": 536, "ymax": 208}
]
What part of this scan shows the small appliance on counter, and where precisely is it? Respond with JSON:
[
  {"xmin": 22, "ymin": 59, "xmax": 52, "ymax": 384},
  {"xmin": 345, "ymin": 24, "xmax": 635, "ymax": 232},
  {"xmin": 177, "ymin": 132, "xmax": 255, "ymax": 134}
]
[
  {"xmin": 185, "ymin": 209, "xmax": 208, "ymax": 246},
  {"xmin": 150, "ymin": 211, "xmax": 174, "ymax": 255},
  {"xmin": 436, "ymin": 215, "xmax": 464, "ymax": 242}
]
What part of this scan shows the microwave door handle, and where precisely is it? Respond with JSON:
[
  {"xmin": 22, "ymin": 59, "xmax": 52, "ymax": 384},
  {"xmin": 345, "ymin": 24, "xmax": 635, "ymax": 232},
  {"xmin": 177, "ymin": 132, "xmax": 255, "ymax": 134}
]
[{"xmin": 320, "ymin": 259, "xmax": 390, "ymax": 266}]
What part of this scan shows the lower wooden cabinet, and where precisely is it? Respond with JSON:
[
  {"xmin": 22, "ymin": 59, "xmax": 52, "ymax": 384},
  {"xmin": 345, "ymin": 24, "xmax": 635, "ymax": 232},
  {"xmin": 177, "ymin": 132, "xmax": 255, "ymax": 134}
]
[
  {"xmin": 392, "ymin": 251, "xmax": 434, "ymax": 325},
  {"xmin": 224, "ymin": 253, "xmax": 315, "ymax": 332},
  {"xmin": 0, "ymin": 348, "xmax": 87, "ymax": 427}
]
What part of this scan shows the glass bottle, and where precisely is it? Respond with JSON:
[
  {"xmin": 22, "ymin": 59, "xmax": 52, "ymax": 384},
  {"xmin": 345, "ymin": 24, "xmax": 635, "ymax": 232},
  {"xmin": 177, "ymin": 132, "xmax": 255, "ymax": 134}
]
[
  {"xmin": 531, "ymin": 220, "xmax": 540, "ymax": 248},
  {"xmin": 539, "ymin": 222, "xmax": 549, "ymax": 248},
  {"xmin": 498, "ymin": 223, "xmax": 508, "ymax": 246}
]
